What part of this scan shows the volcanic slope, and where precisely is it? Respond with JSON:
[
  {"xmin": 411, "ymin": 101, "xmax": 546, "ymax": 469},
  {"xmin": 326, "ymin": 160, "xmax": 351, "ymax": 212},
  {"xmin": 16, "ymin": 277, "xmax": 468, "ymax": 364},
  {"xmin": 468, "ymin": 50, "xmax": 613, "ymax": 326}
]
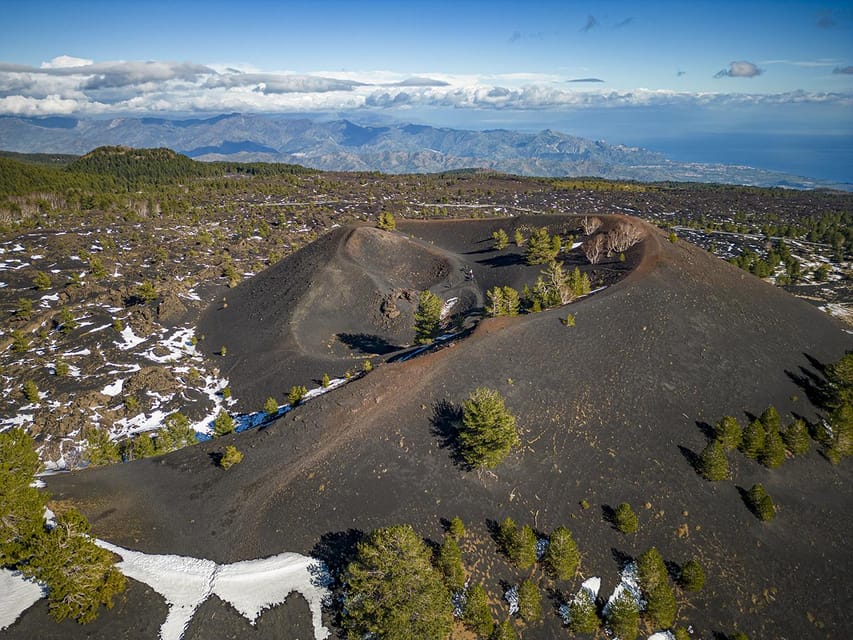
[{"xmin": 17, "ymin": 216, "xmax": 852, "ymax": 640}]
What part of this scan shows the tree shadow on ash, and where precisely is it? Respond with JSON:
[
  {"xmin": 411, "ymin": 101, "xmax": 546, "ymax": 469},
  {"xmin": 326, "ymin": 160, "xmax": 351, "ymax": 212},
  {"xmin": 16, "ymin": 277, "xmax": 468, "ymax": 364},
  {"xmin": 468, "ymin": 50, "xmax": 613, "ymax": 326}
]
[
  {"xmin": 678, "ymin": 445, "xmax": 700, "ymax": 473},
  {"xmin": 475, "ymin": 253, "xmax": 526, "ymax": 268},
  {"xmin": 695, "ymin": 420, "xmax": 715, "ymax": 439},
  {"xmin": 336, "ymin": 333, "xmax": 401, "ymax": 355},
  {"xmin": 430, "ymin": 399, "xmax": 470, "ymax": 470},
  {"xmin": 310, "ymin": 529, "xmax": 365, "ymax": 628},
  {"xmin": 785, "ymin": 352, "xmax": 834, "ymax": 408}
]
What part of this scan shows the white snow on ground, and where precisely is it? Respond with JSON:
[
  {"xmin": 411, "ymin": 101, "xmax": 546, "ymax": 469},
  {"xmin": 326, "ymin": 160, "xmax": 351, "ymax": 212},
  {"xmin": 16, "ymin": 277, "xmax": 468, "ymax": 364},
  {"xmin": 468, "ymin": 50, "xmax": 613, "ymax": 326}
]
[
  {"xmin": 116, "ymin": 326, "xmax": 147, "ymax": 350},
  {"xmin": 648, "ymin": 632, "xmax": 675, "ymax": 640},
  {"xmin": 440, "ymin": 297, "xmax": 458, "ymax": 320},
  {"xmin": 0, "ymin": 569, "xmax": 44, "ymax": 631},
  {"xmin": 95, "ymin": 541, "xmax": 331, "ymax": 640},
  {"xmin": 604, "ymin": 561, "xmax": 644, "ymax": 614},
  {"xmin": 213, "ymin": 554, "xmax": 331, "ymax": 635},
  {"xmin": 580, "ymin": 576, "xmax": 601, "ymax": 598},
  {"xmin": 101, "ymin": 379, "xmax": 124, "ymax": 396},
  {"xmin": 97, "ymin": 541, "xmax": 216, "ymax": 640}
]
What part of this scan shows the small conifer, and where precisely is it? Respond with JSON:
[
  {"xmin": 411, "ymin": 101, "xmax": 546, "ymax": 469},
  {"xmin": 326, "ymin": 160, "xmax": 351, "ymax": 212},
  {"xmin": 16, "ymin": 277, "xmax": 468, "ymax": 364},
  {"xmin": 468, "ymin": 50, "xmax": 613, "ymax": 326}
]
[{"xmin": 614, "ymin": 502, "xmax": 638, "ymax": 534}]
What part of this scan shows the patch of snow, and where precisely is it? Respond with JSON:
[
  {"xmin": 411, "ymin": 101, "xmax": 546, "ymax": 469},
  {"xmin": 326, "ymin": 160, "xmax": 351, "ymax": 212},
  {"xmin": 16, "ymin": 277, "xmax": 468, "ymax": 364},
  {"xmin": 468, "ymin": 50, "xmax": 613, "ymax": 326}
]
[
  {"xmin": 101, "ymin": 379, "xmax": 124, "ymax": 396},
  {"xmin": 648, "ymin": 632, "xmax": 675, "ymax": 640},
  {"xmin": 604, "ymin": 561, "xmax": 644, "ymax": 614},
  {"xmin": 580, "ymin": 576, "xmax": 601, "ymax": 599},
  {"xmin": 504, "ymin": 584, "xmax": 519, "ymax": 616},
  {"xmin": 94, "ymin": 541, "xmax": 331, "ymax": 640},
  {"xmin": 63, "ymin": 347, "xmax": 90, "ymax": 357},
  {"xmin": 440, "ymin": 297, "xmax": 458, "ymax": 320},
  {"xmin": 116, "ymin": 326, "xmax": 147, "ymax": 350},
  {"xmin": 0, "ymin": 569, "xmax": 44, "ymax": 630}
]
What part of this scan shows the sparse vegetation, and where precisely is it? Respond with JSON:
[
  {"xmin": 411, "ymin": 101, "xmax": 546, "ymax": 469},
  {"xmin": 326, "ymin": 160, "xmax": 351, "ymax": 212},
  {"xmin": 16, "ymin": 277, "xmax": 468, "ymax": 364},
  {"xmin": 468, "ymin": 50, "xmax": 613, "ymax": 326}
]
[
  {"xmin": 33, "ymin": 270, "xmax": 51, "ymax": 291},
  {"xmin": 23, "ymin": 379, "xmax": 39, "ymax": 403},
  {"xmin": 263, "ymin": 396, "xmax": 279, "ymax": 415},
  {"xmin": 213, "ymin": 410, "xmax": 235, "ymax": 436},
  {"xmin": 377, "ymin": 211, "xmax": 396, "ymax": 231}
]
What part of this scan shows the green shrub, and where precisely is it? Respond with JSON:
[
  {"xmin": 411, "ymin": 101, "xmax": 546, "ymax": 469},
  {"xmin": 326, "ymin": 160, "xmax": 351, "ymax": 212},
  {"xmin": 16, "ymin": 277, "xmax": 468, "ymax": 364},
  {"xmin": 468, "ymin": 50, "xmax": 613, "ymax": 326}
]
[
  {"xmin": 458, "ymin": 387, "xmax": 519, "ymax": 469},
  {"xmin": 517, "ymin": 579, "xmax": 542, "ymax": 622},
  {"xmin": 54, "ymin": 361, "xmax": 69, "ymax": 377},
  {"xmin": 463, "ymin": 583, "xmax": 494, "ymax": 636},
  {"xmin": 513, "ymin": 229, "xmax": 525, "ymax": 247},
  {"xmin": 362, "ymin": 358, "xmax": 373, "ymax": 372},
  {"xmin": 219, "ymin": 445, "xmax": 243, "ymax": 469},
  {"xmin": 746, "ymin": 483, "xmax": 776, "ymax": 521},
  {"xmin": 543, "ymin": 526, "xmax": 579, "ymax": 580},
  {"xmin": 526, "ymin": 227, "xmax": 560, "ymax": 265},
  {"xmin": 135, "ymin": 280, "xmax": 158, "ymax": 303},
  {"xmin": 497, "ymin": 517, "xmax": 518, "ymax": 558},
  {"xmin": 714, "ymin": 416, "xmax": 742, "ymax": 451},
  {"xmin": 158, "ymin": 412, "xmax": 196, "ymax": 452},
  {"xmin": 679, "ymin": 558, "xmax": 705, "ymax": 591},
  {"xmin": 614, "ymin": 502, "xmax": 638, "ymax": 534},
  {"xmin": 131, "ymin": 434, "xmax": 156, "ymax": 460},
  {"xmin": 322, "ymin": 373, "xmax": 331, "ymax": 388},
  {"xmin": 11, "ymin": 330, "xmax": 30, "ymax": 353},
  {"xmin": 698, "ymin": 439, "xmax": 729, "ymax": 480},
  {"xmin": 759, "ymin": 406, "xmax": 781, "ymax": 433},
  {"xmin": 16, "ymin": 297, "xmax": 33, "ymax": 320}
]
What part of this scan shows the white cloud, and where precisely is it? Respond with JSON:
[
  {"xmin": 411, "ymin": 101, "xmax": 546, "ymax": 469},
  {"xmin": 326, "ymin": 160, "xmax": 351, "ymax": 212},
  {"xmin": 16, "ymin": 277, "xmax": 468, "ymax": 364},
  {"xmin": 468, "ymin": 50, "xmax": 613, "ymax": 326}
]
[
  {"xmin": 40, "ymin": 55, "xmax": 93, "ymax": 69},
  {"xmin": 0, "ymin": 56, "xmax": 849, "ymax": 117},
  {"xmin": 714, "ymin": 61, "xmax": 763, "ymax": 78}
]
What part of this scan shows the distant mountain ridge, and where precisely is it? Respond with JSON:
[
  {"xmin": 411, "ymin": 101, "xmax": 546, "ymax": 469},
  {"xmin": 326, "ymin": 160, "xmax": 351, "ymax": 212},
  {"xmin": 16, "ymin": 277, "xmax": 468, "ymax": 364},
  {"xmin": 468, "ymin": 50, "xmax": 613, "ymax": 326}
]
[{"xmin": 0, "ymin": 112, "xmax": 848, "ymax": 189}]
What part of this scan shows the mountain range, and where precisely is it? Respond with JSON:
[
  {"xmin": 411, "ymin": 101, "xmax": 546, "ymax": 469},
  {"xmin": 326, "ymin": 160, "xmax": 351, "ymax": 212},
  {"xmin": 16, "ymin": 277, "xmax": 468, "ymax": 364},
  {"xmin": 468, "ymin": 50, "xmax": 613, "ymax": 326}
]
[{"xmin": 0, "ymin": 112, "xmax": 847, "ymax": 189}]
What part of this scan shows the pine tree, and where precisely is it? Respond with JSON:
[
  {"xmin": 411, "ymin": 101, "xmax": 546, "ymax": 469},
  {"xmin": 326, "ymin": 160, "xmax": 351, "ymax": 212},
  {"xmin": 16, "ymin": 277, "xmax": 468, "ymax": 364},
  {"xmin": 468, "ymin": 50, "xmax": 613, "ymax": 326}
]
[
  {"xmin": 517, "ymin": 579, "xmax": 542, "ymax": 622},
  {"xmin": 322, "ymin": 373, "xmax": 331, "ymax": 388},
  {"xmin": 492, "ymin": 228, "xmax": 509, "ymax": 250},
  {"xmin": 23, "ymin": 380, "xmax": 39, "ymax": 403},
  {"xmin": 22, "ymin": 509, "xmax": 126, "ymax": 624},
  {"xmin": 436, "ymin": 535, "xmax": 465, "ymax": 591},
  {"xmin": 264, "ymin": 396, "xmax": 279, "ymax": 415},
  {"xmin": 614, "ymin": 502, "xmax": 638, "ymax": 534},
  {"xmin": 746, "ymin": 483, "xmax": 776, "ymax": 521},
  {"xmin": 131, "ymin": 434, "xmax": 156, "ymax": 460},
  {"xmin": 377, "ymin": 211, "xmax": 396, "ymax": 231},
  {"xmin": 514, "ymin": 525, "xmax": 537, "ymax": 570},
  {"xmin": 491, "ymin": 620, "xmax": 517, "ymax": 640},
  {"xmin": 414, "ymin": 290, "xmax": 443, "ymax": 344},
  {"xmin": 782, "ymin": 419, "xmax": 810, "ymax": 456},
  {"xmin": 569, "ymin": 589, "xmax": 600, "ymax": 634},
  {"xmin": 448, "ymin": 516, "xmax": 466, "ymax": 540},
  {"xmin": 157, "ymin": 412, "xmax": 196, "ymax": 452},
  {"xmin": 514, "ymin": 229, "xmax": 525, "ymax": 247},
  {"xmin": 463, "ymin": 583, "xmax": 494, "ymax": 636},
  {"xmin": 497, "ymin": 517, "xmax": 518, "ymax": 558},
  {"xmin": 645, "ymin": 583, "xmax": 677, "ymax": 629},
  {"xmin": 343, "ymin": 525, "xmax": 452, "ymax": 639},
  {"xmin": 714, "ymin": 416, "xmax": 742, "ymax": 451},
  {"xmin": 543, "ymin": 526, "xmax": 579, "ymax": 580},
  {"xmin": 486, "ymin": 287, "xmax": 505, "ymax": 317},
  {"xmin": 501, "ymin": 286, "xmax": 520, "ymax": 316},
  {"xmin": 288, "ymin": 385, "xmax": 307, "ymax": 405},
  {"xmin": 740, "ymin": 420, "xmax": 766, "ymax": 460},
  {"xmin": 759, "ymin": 406, "xmax": 782, "ymax": 433},
  {"xmin": 85, "ymin": 430, "xmax": 120, "ymax": 466},
  {"xmin": 525, "ymin": 227, "xmax": 559, "ymax": 265},
  {"xmin": 219, "ymin": 445, "xmax": 243, "ymax": 469},
  {"xmin": 0, "ymin": 428, "xmax": 47, "ymax": 566},
  {"xmin": 33, "ymin": 270, "xmax": 51, "ymax": 290},
  {"xmin": 213, "ymin": 410, "xmax": 235, "ymax": 436},
  {"xmin": 679, "ymin": 558, "xmax": 705, "ymax": 592},
  {"xmin": 760, "ymin": 428, "xmax": 787, "ymax": 468},
  {"xmin": 606, "ymin": 590, "xmax": 640, "ymax": 640},
  {"xmin": 459, "ymin": 388, "xmax": 519, "ymax": 469},
  {"xmin": 698, "ymin": 439, "xmax": 729, "ymax": 480}
]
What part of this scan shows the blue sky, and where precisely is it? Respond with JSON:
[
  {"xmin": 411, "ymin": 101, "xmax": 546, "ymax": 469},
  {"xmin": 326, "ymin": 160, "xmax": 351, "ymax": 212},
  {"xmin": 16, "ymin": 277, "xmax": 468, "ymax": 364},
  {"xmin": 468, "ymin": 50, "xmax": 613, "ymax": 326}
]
[{"xmin": 1, "ymin": 0, "xmax": 851, "ymax": 170}]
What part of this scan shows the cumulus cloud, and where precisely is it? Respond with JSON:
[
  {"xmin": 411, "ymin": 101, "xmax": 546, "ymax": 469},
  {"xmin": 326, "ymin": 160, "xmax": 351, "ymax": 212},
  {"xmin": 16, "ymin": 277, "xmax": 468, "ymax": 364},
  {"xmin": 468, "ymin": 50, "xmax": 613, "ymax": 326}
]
[
  {"xmin": 714, "ymin": 61, "xmax": 763, "ymax": 78},
  {"xmin": 40, "ymin": 55, "xmax": 93, "ymax": 69},
  {"xmin": 833, "ymin": 66, "xmax": 853, "ymax": 75},
  {"xmin": 0, "ymin": 55, "xmax": 850, "ymax": 117},
  {"xmin": 580, "ymin": 15, "xmax": 599, "ymax": 32}
]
